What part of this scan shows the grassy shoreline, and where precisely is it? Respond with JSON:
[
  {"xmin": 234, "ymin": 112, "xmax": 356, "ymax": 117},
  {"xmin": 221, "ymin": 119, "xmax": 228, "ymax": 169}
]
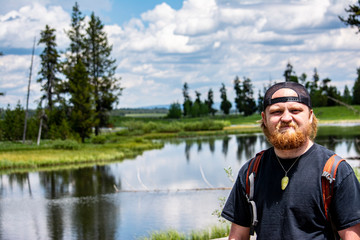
[
  {"xmin": 0, "ymin": 138, "xmax": 164, "ymax": 174},
  {"xmin": 0, "ymin": 106, "xmax": 359, "ymax": 173}
]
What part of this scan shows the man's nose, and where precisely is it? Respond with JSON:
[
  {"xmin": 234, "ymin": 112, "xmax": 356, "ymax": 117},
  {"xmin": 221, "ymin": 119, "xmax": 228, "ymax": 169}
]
[{"xmin": 281, "ymin": 110, "xmax": 292, "ymax": 122}]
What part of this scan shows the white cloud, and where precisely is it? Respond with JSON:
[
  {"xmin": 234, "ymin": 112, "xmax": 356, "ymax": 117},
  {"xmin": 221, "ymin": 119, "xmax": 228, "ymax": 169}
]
[
  {"xmin": 174, "ymin": 0, "xmax": 219, "ymax": 36},
  {"xmin": 1, "ymin": 0, "xmax": 360, "ymax": 109},
  {"xmin": 0, "ymin": 2, "xmax": 70, "ymax": 49},
  {"xmin": 0, "ymin": 54, "xmax": 42, "ymax": 108}
]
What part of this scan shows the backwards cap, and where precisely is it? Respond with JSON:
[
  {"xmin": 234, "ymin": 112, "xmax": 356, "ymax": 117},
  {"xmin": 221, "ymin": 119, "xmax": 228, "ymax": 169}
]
[{"xmin": 263, "ymin": 82, "xmax": 312, "ymax": 110}]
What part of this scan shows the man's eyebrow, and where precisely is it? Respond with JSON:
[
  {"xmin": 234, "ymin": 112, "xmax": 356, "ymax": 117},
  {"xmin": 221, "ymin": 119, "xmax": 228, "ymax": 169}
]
[{"xmin": 268, "ymin": 106, "xmax": 282, "ymax": 111}]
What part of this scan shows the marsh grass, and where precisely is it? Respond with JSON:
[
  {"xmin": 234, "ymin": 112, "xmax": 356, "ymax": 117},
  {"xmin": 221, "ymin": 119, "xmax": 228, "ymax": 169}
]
[
  {"xmin": 2, "ymin": 106, "xmax": 360, "ymax": 171},
  {"xmin": 140, "ymin": 224, "xmax": 230, "ymax": 240},
  {"xmin": 354, "ymin": 168, "xmax": 360, "ymax": 182},
  {"xmin": 121, "ymin": 119, "xmax": 231, "ymax": 135},
  {"xmin": 0, "ymin": 138, "xmax": 164, "ymax": 172}
]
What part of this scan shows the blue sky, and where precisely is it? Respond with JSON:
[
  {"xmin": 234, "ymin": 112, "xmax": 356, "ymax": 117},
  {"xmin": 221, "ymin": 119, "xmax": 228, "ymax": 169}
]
[{"xmin": 0, "ymin": 0, "xmax": 359, "ymax": 109}]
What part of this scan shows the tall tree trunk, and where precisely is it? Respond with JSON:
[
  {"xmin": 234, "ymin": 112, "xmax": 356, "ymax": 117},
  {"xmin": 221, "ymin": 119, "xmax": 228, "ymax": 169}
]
[
  {"xmin": 23, "ymin": 37, "xmax": 36, "ymax": 144},
  {"xmin": 37, "ymin": 109, "xmax": 45, "ymax": 146}
]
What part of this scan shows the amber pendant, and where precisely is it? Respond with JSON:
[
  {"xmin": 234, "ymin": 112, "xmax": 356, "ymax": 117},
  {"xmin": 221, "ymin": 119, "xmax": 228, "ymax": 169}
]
[{"xmin": 281, "ymin": 176, "xmax": 289, "ymax": 190}]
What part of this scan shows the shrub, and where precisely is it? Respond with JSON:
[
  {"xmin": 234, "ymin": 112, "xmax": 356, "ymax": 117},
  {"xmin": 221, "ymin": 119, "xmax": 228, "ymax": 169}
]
[
  {"xmin": 90, "ymin": 135, "xmax": 107, "ymax": 144},
  {"xmin": 123, "ymin": 121, "xmax": 144, "ymax": 131},
  {"xmin": 142, "ymin": 121, "xmax": 158, "ymax": 133},
  {"xmin": 51, "ymin": 139, "xmax": 80, "ymax": 150},
  {"xmin": 166, "ymin": 102, "xmax": 182, "ymax": 119},
  {"xmin": 116, "ymin": 128, "xmax": 129, "ymax": 136},
  {"xmin": 181, "ymin": 120, "xmax": 229, "ymax": 132},
  {"xmin": 157, "ymin": 122, "xmax": 183, "ymax": 133}
]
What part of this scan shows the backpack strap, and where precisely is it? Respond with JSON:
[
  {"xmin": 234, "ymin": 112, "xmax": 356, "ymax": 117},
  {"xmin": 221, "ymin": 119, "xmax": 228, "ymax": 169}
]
[
  {"xmin": 321, "ymin": 154, "xmax": 345, "ymax": 240},
  {"xmin": 245, "ymin": 151, "xmax": 344, "ymax": 238},
  {"xmin": 245, "ymin": 150, "xmax": 265, "ymax": 235}
]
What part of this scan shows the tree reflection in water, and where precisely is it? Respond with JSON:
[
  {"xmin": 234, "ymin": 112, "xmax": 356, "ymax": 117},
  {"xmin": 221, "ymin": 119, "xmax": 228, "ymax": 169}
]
[{"xmin": 0, "ymin": 133, "xmax": 359, "ymax": 240}]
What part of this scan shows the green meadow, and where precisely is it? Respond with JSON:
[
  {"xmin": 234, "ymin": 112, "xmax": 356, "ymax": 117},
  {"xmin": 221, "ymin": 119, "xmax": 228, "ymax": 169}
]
[{"xmin": 0, "ymin": 105, "xmax": 359, "ymax": 173}]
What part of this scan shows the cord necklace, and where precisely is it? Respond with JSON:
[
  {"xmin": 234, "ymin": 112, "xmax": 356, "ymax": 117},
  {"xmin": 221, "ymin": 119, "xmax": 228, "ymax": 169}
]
[{"xmin": 276, "ymin": 154, "xmax": 301, "ymax": 190}]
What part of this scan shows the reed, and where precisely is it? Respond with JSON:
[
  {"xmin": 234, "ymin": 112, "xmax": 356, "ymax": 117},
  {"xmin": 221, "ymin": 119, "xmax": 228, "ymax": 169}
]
[
  {"xmin": 140, "ymin": 224, "xmax": 230, "ymax": 240},
  {"xmin": 0, "ymin": 138, "xmax": 164, "ymax": 172}
]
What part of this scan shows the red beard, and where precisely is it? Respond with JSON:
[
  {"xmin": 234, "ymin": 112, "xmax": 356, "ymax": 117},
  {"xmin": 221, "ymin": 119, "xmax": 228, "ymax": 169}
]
[{"xmin": 263, "ymin": 122, "xmax": 309, "ymax": 150}]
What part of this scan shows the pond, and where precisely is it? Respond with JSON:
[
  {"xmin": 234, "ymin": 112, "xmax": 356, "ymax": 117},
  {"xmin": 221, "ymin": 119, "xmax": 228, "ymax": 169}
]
[{"xmin": 0, "ymin": 133, "xmax": 359, "ymax": 239}]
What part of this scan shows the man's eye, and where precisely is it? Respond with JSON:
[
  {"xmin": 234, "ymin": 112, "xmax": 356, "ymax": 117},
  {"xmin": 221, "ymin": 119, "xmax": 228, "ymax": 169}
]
[{"xmin": 271, "ymin": 111, "xmax": 281, "ymax": 114}]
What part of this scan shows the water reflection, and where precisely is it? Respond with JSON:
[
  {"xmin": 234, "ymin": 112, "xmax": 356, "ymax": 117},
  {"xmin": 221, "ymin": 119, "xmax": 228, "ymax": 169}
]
[{"xmin": 0, "ymin": 134, "xmax": 359, "ymax": 239}]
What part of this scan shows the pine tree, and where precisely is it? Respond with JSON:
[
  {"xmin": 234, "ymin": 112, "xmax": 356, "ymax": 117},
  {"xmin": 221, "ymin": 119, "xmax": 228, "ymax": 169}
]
[
  {"xmin": 0, "ymin": 52, "xmax": 3, "ymax": 96},
  {"xmin": 321, "ymin": 78, "xmax": 340, "ymax": 106},
  {"xmin": 60, "ymin": 2, "xmax": 94, "ymax": 141},
  {"xmin": 352, "ymin": 67, "xmax": 360, "ymax": 105},
  {"xmin": 241, "ymin": 78, "xmax": 257, "ymax": 116},
  {"xmin": 257, "ymin": 90, "xmax": 264, "ymax": 112},
  {"xmin": 308, "ymin": 68, "xmax": 326, "ymax": 107},
  {"xmin": 205, "ymin": 88, "xmax": 216, "ymax": 116},
  {"xmin": 37, "ymin": 25, "xmax": 61, "ymax": 111},
  {"xmin": 191, "ymin": 91, "xmax": 202, "ymax": 117},
  {"xmin": 68, "ymin": 60, "xmax": 94, "ymax": 142},
  {"xmin": 3, "ymin": 103, "xmax": 25, "ymax": 141},
  {"xmin": 342, "ymin": 85, "xmax": 352, "ymax": 104},
  {"xmin": 62, "ymin": 1, "xmax": 86, "ymax": 89},
  {"xmin": 339, "ymin": 1, "xmax": 360, "ymax": 33},
  {"xmin": 233, "ymin": 76, "xmax": 242, "ymax": 114},
  {"xmin": 283, "ymin": 62, "xmax": 298, "ymax": 82},
  {"xmin": 220, "ymin": 83, "xmax": 232, "ymax": 115},
  {"xmin": 182, "ymin": 82, "xmax": 192, "ymax": 117},
  {"xmin": 67, "ymin": 2, "xmax": 85, "ymax": 62},
  {"xmin": 84, "ymin": 12, "xmax": 122, "ymax": 135}
]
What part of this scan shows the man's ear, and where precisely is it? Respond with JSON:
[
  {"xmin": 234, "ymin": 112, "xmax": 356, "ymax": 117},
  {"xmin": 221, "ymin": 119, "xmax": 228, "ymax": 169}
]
[
  {"xmin": 261, "ymin": 111, "xmax": 267, "ymax": 127},
  {"xmin": 309, "ymin": 109, "xmax": 313, "ymax": 124}
]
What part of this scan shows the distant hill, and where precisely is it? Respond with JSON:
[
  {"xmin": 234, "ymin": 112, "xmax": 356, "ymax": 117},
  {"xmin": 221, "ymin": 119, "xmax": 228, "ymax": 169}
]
[
  {"xmin": 111, "ymin": 107, "xmax": 169, "ymax": 116},
  {"xmin": 111, "ymin": 102, "xmax": 237, "ymax": 116}
]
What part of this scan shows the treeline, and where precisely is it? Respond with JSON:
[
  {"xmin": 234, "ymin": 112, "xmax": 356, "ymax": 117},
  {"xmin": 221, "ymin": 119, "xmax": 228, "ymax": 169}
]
[
  {"xmin": 167, "ymin": 63, "xmax": 360, "ymax": 119},
  {"xmin": 0, "ymin": 2, "xmax": 121, "ymax": 143}
]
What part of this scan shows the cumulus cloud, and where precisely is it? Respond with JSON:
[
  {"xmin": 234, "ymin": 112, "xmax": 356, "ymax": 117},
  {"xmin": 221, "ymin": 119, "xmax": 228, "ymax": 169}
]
[
  {"xmin": 0, "ymin": 54, "xmax": 42, "ymax": 107},
  {"xmin": 1, "ymin": 0, "xmax": 360, "ymax": 108},
  {"xmin": 0, "ymin": 2, "xmax": 70, "ymax": 49}
]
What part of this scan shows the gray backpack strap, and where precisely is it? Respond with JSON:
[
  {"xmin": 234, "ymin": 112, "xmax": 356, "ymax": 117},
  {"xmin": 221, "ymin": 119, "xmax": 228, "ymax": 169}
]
[{"xmin": 245, "ymin": 150, "xmax": 265, "ymax": 235}]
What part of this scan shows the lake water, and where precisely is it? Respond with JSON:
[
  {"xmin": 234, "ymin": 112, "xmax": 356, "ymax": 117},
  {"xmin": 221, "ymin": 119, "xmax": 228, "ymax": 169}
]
[{"xmin": 0, "ymin": 133, "xmax": 359, "ymax": 239}]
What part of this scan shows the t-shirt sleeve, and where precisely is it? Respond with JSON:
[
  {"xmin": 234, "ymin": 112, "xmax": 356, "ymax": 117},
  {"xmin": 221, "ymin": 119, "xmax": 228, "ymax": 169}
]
[
  {"xmin": 331, "ymin": 161, "xmax": 360, "ymax": 230},
  {"xmin": 221, "ymin": 166, "xmax": 252, "ymax": 227}
]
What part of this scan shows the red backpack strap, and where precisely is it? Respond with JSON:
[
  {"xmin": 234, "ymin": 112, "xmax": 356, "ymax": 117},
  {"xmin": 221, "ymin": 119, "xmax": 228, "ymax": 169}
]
[
  {"xmin": 246, "ymin": 150, "xmax": 265, "ymax": 197},
  {"xmin": 245, "ymin": 150, "xmax": 265, "ymax": 235},
  {"xmin": 321, "ymin": 154, "xmax": 345, "ymax": 221}
]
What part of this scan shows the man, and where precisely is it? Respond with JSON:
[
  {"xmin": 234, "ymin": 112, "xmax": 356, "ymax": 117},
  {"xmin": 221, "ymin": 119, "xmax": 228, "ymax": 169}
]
[{"xmin": 221, "ymin": 82, "xmax": 360, "ymax": 240}]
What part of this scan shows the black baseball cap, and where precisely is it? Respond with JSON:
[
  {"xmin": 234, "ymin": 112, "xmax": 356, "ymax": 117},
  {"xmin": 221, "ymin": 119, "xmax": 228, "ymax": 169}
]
[{"xmin": 263, "ymin": 82, "xmax": 312, "ymax": 110}]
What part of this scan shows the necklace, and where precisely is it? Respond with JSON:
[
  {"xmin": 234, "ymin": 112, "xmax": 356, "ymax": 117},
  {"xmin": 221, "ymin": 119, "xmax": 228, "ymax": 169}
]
[{"xmin": 275, "ymin": 154, "xmax": 301, "ymax": 190}]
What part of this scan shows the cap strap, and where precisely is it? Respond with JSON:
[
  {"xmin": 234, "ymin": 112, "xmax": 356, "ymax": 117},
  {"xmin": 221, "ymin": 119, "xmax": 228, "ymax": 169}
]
[{"xmin": 264, "ymin": 96, "xmax": 301, "ymax": 109}]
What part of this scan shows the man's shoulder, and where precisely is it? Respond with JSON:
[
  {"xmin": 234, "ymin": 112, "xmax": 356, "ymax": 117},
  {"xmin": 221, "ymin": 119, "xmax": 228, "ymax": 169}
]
[
  {"xmin": 312, "ymin": 143, "xmax": 354, "ymax": 183},
  {"xmin": 308, "ymin": 143, "xmax": 338, "ymax": 162}
]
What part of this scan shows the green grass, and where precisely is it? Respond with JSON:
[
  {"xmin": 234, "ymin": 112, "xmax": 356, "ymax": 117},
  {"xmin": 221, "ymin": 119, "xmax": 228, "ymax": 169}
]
[
  {"xmin": 0, "ymin": 137, "xmax": 164, "ymax": 173},
  {"xmin": 313, "ymin": 105, "xmax": 360, "ymax": 121},
  {"xmin": 139, "ymin": 224, "xmax": 230, "ymax": 240},
  {"xmin": 1, "ymin": 106, "xmax": 360, "ymax": 172},
  {"xmin": 125, "ymin": 113, "xmax": 167, "ymax": 118},
  {"xmin": 110, "ymin": 105, "xmax": 360, "ymax": 128}
]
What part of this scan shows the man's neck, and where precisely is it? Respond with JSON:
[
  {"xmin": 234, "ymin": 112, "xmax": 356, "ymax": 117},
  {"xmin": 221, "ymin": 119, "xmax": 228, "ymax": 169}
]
[{"xmin": 274, "ymin": 140, "xmax": 314, "ymax": 159}]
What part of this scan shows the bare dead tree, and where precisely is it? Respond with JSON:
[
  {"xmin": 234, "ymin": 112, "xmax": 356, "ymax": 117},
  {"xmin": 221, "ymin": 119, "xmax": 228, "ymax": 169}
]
[
  {"xmin": 327, "ymin": 96, "xmax": 360, "ymax": 115},
  {"xmin": 23, "ymin": 37, "xmax": 36, "ymax": 144}
]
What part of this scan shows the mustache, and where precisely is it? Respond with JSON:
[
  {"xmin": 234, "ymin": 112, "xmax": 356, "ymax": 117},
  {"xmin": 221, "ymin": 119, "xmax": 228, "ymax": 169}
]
[{"xmin": 276, "ymin": 121, "xmax": 298, "ymax": 131}]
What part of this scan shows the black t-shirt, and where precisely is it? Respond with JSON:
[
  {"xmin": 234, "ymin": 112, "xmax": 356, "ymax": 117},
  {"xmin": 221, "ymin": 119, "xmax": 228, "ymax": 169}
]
[{"xmin": 221, "ymin": 143, "xmax": 360, "ymax": 239}]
